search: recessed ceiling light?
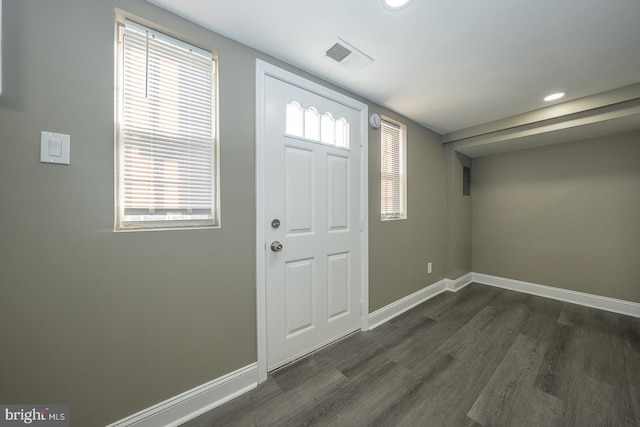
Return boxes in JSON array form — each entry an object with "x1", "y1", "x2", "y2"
[
  {"x1": 382, "y1": 0, "x2": 414, "y2": 11},
  {"x1": 544, "y1": 92, "x2": 566, "y2": 102}
]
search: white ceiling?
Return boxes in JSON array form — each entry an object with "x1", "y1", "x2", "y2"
[{"x1": 148, "y1": 0, "x2": 640, "y2": 135}]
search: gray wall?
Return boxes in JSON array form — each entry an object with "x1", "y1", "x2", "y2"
[
  {"x1": 368, "y1": 114, "x2": 447, "y2": 311},
  {"x1": 0, "y1": 1, "x2": 257, "y2": 425},
  {"x1": 0, "y1": 1, "x2": 448, "y2": 425},
  {"x1": 445, "y1": 147, "x2": 472, "y2": 279},
  {"x1": 472, "y1": 131, "x2": 640, "y2": 302}
]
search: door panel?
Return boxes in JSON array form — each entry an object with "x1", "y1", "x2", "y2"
[
  {"x1": 327, "y1": 154, "x2": 349, "y2": 230},
  {"x1": 327, "y1": 252, "x2": 350, "y2": 320},
  {"x1": 284, "y1": 258, "x2": 315, "y2": 336},
  {"x1": 284, "y1": 147, "x2": 314, "y2": 234},
  {"x1": 264, "y1": 75, "x2": 362, "y2": 370}
]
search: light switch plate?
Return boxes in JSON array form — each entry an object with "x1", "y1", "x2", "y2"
[{"x1": 40, "y1": 131, "x2": 71, "y2": 165}]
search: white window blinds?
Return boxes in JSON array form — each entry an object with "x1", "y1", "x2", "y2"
[
  {"x1": 116, "y1": 21, "x2": 217, "y2": 230},
  {"x1": 380, "y1": 119, "x2": 407, "y2": 220}
]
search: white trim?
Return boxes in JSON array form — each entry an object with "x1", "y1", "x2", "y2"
[
  {"x1": 367, "y1": 272, "x2": 640, "y2": 333},
  {"x1": 255, "y1": 59, "x2": 268, "y2": 383},
  {"x1": 359, "y1": 95, "x2": 370, "y2": 334},
  {"x1": 255, "y1": 59, "x2": 369, "y2": 383},
  {"x1": 473, "y1": 273, "x2": 640, "y2": 318},
  {"x1": 367, "y1": 279, "x2": 449, "y2": 330},
  {"x1": 445, "y1": 272, "x2": 473, "y2": 292},
  {"x1": 106, "y1": 363, "x2": 258, "y2": 427}
]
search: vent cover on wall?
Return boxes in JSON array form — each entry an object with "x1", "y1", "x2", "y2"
[{"x1": 325, "y1": 37, "x2": 374, "y2": 73}]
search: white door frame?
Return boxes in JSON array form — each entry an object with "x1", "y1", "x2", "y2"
[{"x1": 255, "y1": 60, "x2": 369, "y2": 382}]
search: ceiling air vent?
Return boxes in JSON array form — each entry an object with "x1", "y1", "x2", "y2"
[
  {"x1": 326, "y1": 43, "x2": 352, "y2": 63},
  {"x1": 325, "y1": 37, "x2": 374, "y2": 73}
]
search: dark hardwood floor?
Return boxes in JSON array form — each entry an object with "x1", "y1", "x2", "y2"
[{"x1": 182, "y1": 283, "x2": 640, "y2": 427}]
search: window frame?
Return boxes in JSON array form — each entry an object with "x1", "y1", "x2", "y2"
[
  {"x1": 380, "y1": 116, "x2": 407, "y2": 221},
  {"x1": 114, "y1": 19, "x2": 219, "y2": 232},
  {"x1": 285, "y1": 101, "x2": 351, "y2": 149},
  {"x1": 0, "y1": 0, "x2": 3, "y2": 95}
]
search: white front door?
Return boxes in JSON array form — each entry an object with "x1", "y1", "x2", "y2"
[{"x1": 261, "y1": 70, "x2": 365, "y2": 371}]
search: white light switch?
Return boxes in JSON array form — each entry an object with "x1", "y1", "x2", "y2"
[
  {"x1": 41, "y1": 131, "x2": 70, "y2": 165},
  {"x1": 49, "y1": 137, "x2": 63, "y2": 157}
]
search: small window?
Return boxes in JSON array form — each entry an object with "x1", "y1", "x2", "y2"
[
  {"x1": 285, "y1": 101, "x2": 304, "y2": 137},
  {"x1": 285, "y1": 101, "x2": 350, "y2": 148},
  {"x1": 320, "y1": 112, "x2": 335, "y2": 145},
  {"x1": 380, "y1": 118, "x2": 407, "y2": 220},
  {"x1": 115, "y1": 20, "x2": 218, "y2": 230}
]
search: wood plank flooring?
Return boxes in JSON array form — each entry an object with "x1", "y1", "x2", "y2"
[{"x1": 181, "y1": 283, "x2": 640, "y2": 427}]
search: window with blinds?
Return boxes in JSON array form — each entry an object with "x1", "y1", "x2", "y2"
[
  {"x1": 116, "y1": 20, "x2": 217, "y2": 230},
  {"x1": 380, "y1": 118, "x2": 407, "y2": 220}
]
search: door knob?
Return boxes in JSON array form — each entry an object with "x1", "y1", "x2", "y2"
[{"x1": 270, "y1": 241, "x2": 283, "y2": 252}]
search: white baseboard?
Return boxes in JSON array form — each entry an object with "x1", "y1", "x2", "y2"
[
  {"x1": 473, "y1": 273, "x2": 640, "y2": 318},
  {"x1": 445, "y1": 273, "x2": 473, "y2": 292},
  {"x1": 367, "y1": 279, "x2": 448, "y2": 330},
  {"x1": 106, "y1": 363, "x2": 258, "y2": 427},
  {"x1": 367, "y1": 272, "x2": 640, "y2": 334}
]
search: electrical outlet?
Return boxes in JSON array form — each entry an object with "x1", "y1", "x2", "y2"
[{"x1": 428, "y1": 262, "x2": 432, "y2": 274}]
